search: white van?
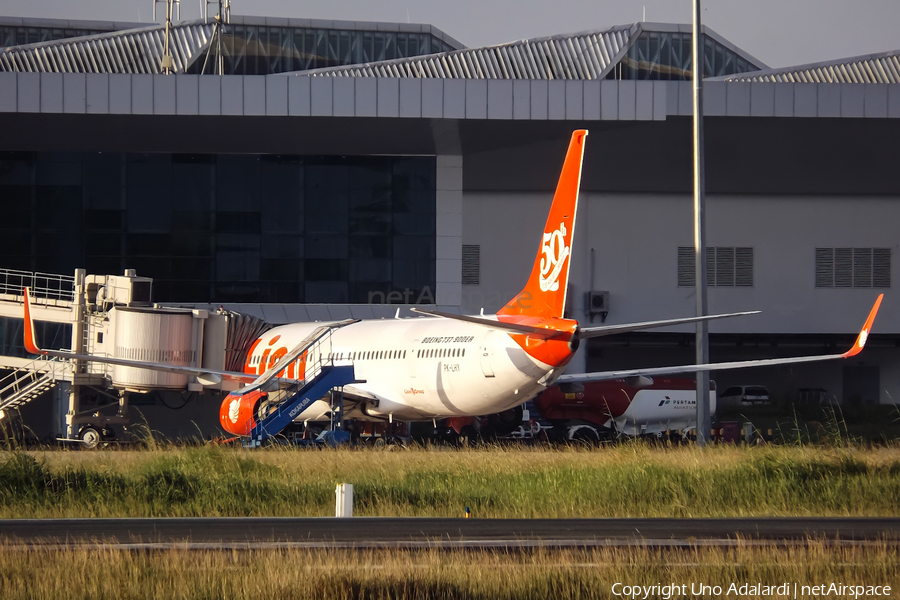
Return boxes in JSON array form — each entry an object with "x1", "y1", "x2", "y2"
[{"x1": 718, "y1": 385, "x2": 770, "y2": 409}]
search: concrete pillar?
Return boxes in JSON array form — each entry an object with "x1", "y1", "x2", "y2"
[{"x1": 435, "y1": 155, "x2": 463, "y2": 307}]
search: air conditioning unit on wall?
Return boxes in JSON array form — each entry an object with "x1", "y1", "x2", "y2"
[{"x1": 586, "y1": 290, "x2": 609, "y2": 322}]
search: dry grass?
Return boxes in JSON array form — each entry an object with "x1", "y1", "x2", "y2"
[{"x1": 0, "y1": 542, "x2": 897, "y2": 599}]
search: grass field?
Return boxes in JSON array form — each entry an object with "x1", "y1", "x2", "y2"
[
  {"x1": 2, "y1": 444, "x2": 899, "y2": 598},
  {"x1": 0, "y1": 542, "x2": 897, "y2": 600},
  {"x1": 1, "y1": 443, "x2": 899, "y2": 519}
]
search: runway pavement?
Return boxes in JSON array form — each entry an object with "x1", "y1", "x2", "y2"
[{"x1": 1, "y1": 517, "x2": 899, "y2": 550}]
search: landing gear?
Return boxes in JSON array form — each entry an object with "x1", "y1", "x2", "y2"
[{"x1": 458, "y1": 425, "x2": 479, "y2": 446}]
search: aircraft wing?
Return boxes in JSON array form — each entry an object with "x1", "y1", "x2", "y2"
[
  {"x1": 412, "y1": 307, "x2": 760, "y2": 340},
  {"x1": 577, "y1": 311, "x2": 759, "y2": 339},
  {"x1": 556, "y1": 294, "x2": 883, "y2": 385},
  {"x1": 410, "y1": 307, "x2": 567, "y2": 337},
  {"x1": 21, "y1": 347, "x2": 258, "y2": 385}
]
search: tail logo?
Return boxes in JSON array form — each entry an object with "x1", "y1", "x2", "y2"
[{"x1": 539, "y1": 222, "x2": 570, "y2": 292}]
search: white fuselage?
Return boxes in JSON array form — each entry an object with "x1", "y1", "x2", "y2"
[{"x1": 244, "y1": 317, "x2": 559, "y2": 422}]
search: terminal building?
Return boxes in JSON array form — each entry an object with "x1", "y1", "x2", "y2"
[{"x1": 0, "y1": 11, "x2": 898, "y2": 441}]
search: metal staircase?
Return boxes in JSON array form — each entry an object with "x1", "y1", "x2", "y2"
[
  {"x1": 244, "y1": 322, "x2": 359, "y2": 447},
  {"x1": 0, "y1": 357, "x2": 67, "y2": 414}
]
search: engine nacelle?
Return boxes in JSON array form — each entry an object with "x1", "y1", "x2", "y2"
[{"x1": 219, "y1": 390, "x2": 266, "y2": 436}]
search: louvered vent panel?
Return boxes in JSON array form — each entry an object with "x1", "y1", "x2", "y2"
[
  {"x1": 817, "y1": 247, "x2": 891, "y2": 288},
  {"x1": 678, "y1": 246, "x2": 753, "y2": 287},
  {"x1": 815, "y1": 248, "x2": 834, "y2": 287},
  {"x1": 716, "y1": 247, "x2": 735, "y2": 286},
  {"x1": 706, "y1": 249, "x2": 716, "y2": 286},
  {"x1": 873, "y1": 248, "x2": 891, "y2": 288},
  {"x1": 735, "y1": 247, "x2": 753, "y2": 286},
  {"x1": 853, "y1": 248, "x2": 873, "y2": 287},
  {"x1": 462, "y1": 244, "x2": 480, "y2": 285},
  {"x1": 834, "y1": 248, "x2": 853, "y2": 287},
  {"x1": 677, "y1": 246, "x2": 695, "y2": 287}
]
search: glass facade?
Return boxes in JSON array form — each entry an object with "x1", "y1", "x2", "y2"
[
  {"x1": 607, "y1": 32, "x2": 760, "y2": 80},
  {"x1": 188, "y1": 26, "x2": 458, "y2": 75},
  {"x1": 0, "y1": 152, "x2": 436, "y2": 304},
  {"x1": 0, "y1": 25, "x2": 107, "y2": 47}
]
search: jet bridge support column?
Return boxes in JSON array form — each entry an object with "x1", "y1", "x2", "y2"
[{"x1": 65, "y1": 269, "x2": 87, "y2": 440}]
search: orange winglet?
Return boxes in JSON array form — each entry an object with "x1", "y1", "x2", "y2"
[
  {"x1": 842, "y1": 293, "x2": 883, "y2": 358},
  {"x1": 23, "y1": 287, "x2": 44, "y2": 355}
]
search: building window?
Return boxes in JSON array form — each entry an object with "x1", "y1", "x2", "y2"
[
  {"x1": 609, "y1": 32, "x2": 759, "y2": 81},
  {"x1": 815, "y1": 248, "x2": 890, "y2": 288},
  {"x1": 462, "y1": 245, "x2": 480, "y2": 285},
  {"x1": 678, "y1": 247, "x2": 753, "y2": 287},
  {"x1": 0, "y1": 151, "x2": 436, "y2": 304}
]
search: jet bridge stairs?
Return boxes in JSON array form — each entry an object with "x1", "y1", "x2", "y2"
[
  {"x1": 0, "y1": 356, "x2": 67, "y2": 416},
  {"x1": 242, "y1": 322, "x2": 359, "y2": 447}
]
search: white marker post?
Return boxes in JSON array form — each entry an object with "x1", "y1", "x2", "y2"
[{"x1": 335, "y1": 483, "x2": 353, "y2": 518}]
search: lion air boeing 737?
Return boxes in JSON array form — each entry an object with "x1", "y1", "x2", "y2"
[{"x1": 22, "y1": 130, "x2": 883, "y2": 438}]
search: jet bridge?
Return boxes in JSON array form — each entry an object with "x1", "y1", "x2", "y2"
[{"x1": 0, "y1": 268, "x2": 269, "y2": 445}]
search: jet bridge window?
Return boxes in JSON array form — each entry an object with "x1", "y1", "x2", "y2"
[{"x1": 0, "y1": 316, "x2": 72, "y2": 359}]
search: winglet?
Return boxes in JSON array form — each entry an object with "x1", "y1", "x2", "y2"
[
  {"x1": 23, "y1": 287, "x2": 43, "y2": 355},
  {"x1": 842, "y1": 293, "x2": 883, "y2": 358}
]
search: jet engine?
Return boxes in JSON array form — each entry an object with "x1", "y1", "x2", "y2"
[{"x1": 219, "y1": 390, "x2": 266, "y2": 436}]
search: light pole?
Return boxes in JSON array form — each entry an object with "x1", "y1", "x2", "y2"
[{"x1": 693, "y1": 0, "x2": 711, "y2": 446}]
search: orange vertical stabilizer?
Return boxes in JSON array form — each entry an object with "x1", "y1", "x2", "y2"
[{"x1": 498, "y1": 129, "x2": 588, "y2": 320}]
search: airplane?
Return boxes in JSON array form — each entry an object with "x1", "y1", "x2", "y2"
[{"x1": 22, "y1": 129, "x2": 884, "y2": 439}]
